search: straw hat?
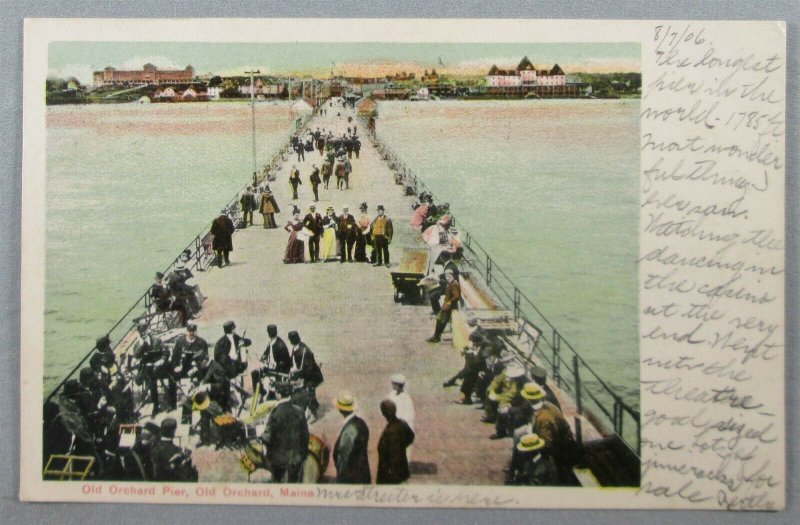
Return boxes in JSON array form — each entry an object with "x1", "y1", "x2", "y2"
[
  {"x1": 334, "y1": 391, "x2": 356, "y2": 412},
  {"x1": 517, "y1": 433, "x2": 546, "y2": 452},
  {"x1": 520, "y1": 382, "x2": 545, "y2": 401},
  {"x1": 390, "y1": 373, "x2": 406, "y2": 385}
]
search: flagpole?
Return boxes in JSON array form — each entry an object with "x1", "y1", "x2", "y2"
[{"x1": 245, "y1": 68, "x2": 260, "y2": 178}]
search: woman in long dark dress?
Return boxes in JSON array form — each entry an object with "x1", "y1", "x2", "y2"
[{"x1": 283, "y1": 213, "x2": 306, "y2": 264}]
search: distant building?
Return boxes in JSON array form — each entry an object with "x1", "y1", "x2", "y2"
[
  {"x1": 92, "y1": 64, "x2": 195, "y2": 87},
  {"x1": 238, "y1": 80, "x2": 286, "y2": 98},
  {"x1": 485, "y1": 57, "x2": 566, "y2": 87},
  {"x1": 207, "y1": 86, "x2": 223, "y2": 100}
]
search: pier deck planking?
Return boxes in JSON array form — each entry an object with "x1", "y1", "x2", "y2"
[{"x1": 186, "y1": 106, "x2": 511, "y2": 485}]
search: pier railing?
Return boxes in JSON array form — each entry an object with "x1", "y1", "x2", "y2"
[
  {"x1": 44, "y1": 124, "x2": 303, "y2": 406},
  {"x1": 371, "y1": 127, "x2": 641, "y2": 457}
]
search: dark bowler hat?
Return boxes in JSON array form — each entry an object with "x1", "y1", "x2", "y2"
[
  {"x1": 531, "y1": 365, "x2": 548, "y2": 383},
  {"x1": 266, "y1": 324, "x2": 278, "y2": 337},
  {"x1": 274, "y1": 381, "x2": 293, "y2": 396},
  {"x1": 287, "y1": 331, "x2": 301, "y2": 344},
  {"x1": 186, "y1": 323, "x2": 197, "y2": 332},
  {"x1": 96, "y1": 335, "x2": 111, "y2": 349},
  {"x1": 155, "y1": 272, "x2": 164, "y2": 279},
  {"x1": 223, "y1": 321, "x2": 236, "y2": 332},
  {"x1": 377, "y1": 205, "x2": 385, "y2": 211},
  {"x1": 468, "y1": 331, "x2": 483, "y2": 343},
  {"x1": 161, "y1": 418, "x2": 178, "y2": 438},
  {"x1": 89, "y1": 353, "x2": 103, "y2": 370},
  {"x1": 62, "y1": 379, "x2": 82, "y2": 398},
  {"x1": 142, "y1": 421, "x2": 161, "y2": 436},
  {"x1": 79, "y1": 367, "x2": 93, "y2": 383}
]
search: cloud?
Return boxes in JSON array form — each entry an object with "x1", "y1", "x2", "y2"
[{"x1": 47, "y1": 63, "x2": 95, "y2": 85}]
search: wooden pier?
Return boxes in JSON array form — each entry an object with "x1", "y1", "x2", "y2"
[{"x1": 186, "y1": 106, "x2": 513, "y2": 484}]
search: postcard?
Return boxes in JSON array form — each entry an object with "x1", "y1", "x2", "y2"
[{"x1": 20, "y1": 18, "x2": 785, "y2": 510}]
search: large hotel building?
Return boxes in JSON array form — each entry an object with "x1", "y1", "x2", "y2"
[{"x1": 92, "y1": 64, "x2": 195, "y2": 87}]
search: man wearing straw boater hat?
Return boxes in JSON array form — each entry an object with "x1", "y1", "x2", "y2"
[
  {"x1": 531, "y1": 380, "x2": 580, "y2": 485},
  {"x1": 485, "y1": 363, "x2": 528, "y2": 439},
  {"x1": 332, "y1": 392, "x2": 371, "y2": 484},
  {"x1": 507, "y1": 433, "x2": 558, "y2": 486}
]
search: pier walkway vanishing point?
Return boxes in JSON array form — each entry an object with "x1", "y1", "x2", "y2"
[{"x1": 187, "y1": 106, "x2": 512, "y2": 484}]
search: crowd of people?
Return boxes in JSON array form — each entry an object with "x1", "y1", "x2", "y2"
[
  {"x1": 44, "y1": 100, "x2": 582, "y2": 488},
  {"x1": 443, "y1": 327, "x2": 580, "y2": 486},
  {"x1": 282, "y1": 202, "x2": 393, "y2": 266},
  {"x1": 43, "y1": 316, "x2": 332, "y2": 483}
]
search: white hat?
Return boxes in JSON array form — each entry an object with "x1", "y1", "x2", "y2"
[
  {"x1": 506, "y1": 365, "x2": 526, "y2": 379},
  {"x1": 390, "y1": 373, "x2": 406, "y2": 385}
]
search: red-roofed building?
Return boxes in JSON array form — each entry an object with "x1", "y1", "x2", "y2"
[{"x1": 93, "y1": 64, "x2": 195, "y2": 87}]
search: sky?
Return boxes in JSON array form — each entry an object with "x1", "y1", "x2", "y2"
[{"x1": 48, "y1": 42, "x2": 640, "y2": 84}]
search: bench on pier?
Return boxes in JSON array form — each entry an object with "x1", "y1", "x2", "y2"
[{"x1": 390, "y1": 247, "x2": 430, "y2": 304}]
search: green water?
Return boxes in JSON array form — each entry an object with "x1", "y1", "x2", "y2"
[
  {"x1": 45, "y1": 101, "x2": 296, "y2": 392},
  {"x1": 376, "y1": 100, "x2": 640, "y2": 405},
  {"x1": 44, "y1": 99, "x2": 639, "y2": 412}
]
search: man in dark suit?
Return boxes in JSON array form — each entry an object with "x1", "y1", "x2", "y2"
[
  {"x1": 172, "y1": 322, "x2": 209, "y2": 378},
  {"x1": 239, "y1": 186, "x2": 257, "y2": 227},
  {"x1": 262, "y1": 383, "x2": 309, "y2": 483},
  {"x1": 166, "y1": 323, "x2": 208, "y2": 411},
  {"x1": 332, "y1": 392, "x2": 370, "y2": 484},
  {"x1": 427, "y1": 269, "x2": 461, "y2": 343},
  {"x1": 251, "y1": 324, "x2": 292, "y2": 397},
  {"x1": 303, "y1": 204, "x2": 323, "y2": 262},
  {"x1": 337, "y1": 206, "x2": 358, "y2": 263},
  {"x1": 151, "y1": 418, "x2": 198, "y2": 482},
  {"x1": 213, "y1": 321, "x2": 250, "y2": 375},
  {"x1": 288, "y1": 331, "x2": 323, "y2": 420},
  {"x1": 213, "y1": 321, "x2": 251, "y2": 408},
  {"x1": 376, "y1": 399, "x2": 415, "y2": 484},
  {"x1": 309, "y1": 165, "x2": 321, "y2": 202},
  {"x1": 210, "y1": 210, "x2": 235, "y2": 267},
  {"x1": 201, "y1": 354, "x2": 231, "y2": 411},
  {"x1": 133, "y1": 320, "x2": 168, "y2": 415}
]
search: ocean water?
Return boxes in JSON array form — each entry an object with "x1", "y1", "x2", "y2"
[
  {"x1": 376, "y1": 100, "x2": 640, "y2": 406},
  {"x1": 45, "y1": 101, "x2": 297, "y2": 393},
  {"x1": 44, "y1": 99, "x2": 640, "y2": 412}
]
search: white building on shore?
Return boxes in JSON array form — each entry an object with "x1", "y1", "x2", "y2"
[{"x1": 485, "y1": 57, "x2": 566, "y2": 87}]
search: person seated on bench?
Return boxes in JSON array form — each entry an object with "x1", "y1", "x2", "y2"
[
  {"x1": 166, "y1": 250, "x2": 204, "y2": 315},
  {"x1": 149, "y1": 271, "x2": 190, "y2": 326}
]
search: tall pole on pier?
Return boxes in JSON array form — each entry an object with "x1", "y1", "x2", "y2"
[{"x1": 245, "y1": 69, "x2": 260, "y2": 178}]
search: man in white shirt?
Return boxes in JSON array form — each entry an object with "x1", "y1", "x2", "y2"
[{"x1": 387, "y1": 374, "x2": 415, "y2": 460}]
